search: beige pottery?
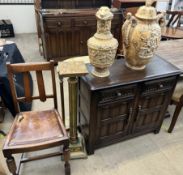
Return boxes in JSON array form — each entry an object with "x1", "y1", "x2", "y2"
[
  {"x1": 87, "y1": 6, "x2": 118, "y2": 77},
  {"x1": 122, "y1": 0, "x2": 165, "y2": 70}
]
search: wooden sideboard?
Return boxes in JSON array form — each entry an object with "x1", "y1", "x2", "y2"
[
  {"x1": 78, "y1": 56, "x2": 181, "y2": 155},
  {"x1": 40, "y1": 9, "x2": 123, "y2": 61},
  {"x1": 34, "y1": 0, "x2": 123, "y2": 61}
]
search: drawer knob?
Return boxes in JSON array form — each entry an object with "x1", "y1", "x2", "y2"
[
  {"x1": 83, "y1": 20, "x2": 88, "y2": 24},
  {"x1": 80, "y1": 41, "x2": 84, "y2": 45},
  {"x1": 57, "y1": 22, "x2": 62, "y2": 26},
  {"x1": 159, "y1": 84, "x2": 164, "y2": 88},
  {"x1": 116, "y1": 92, "x2": 122, "y2": 97}
]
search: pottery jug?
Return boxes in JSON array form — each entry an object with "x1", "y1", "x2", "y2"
[
  {"x1": 87, "y1": 6, "x2": 118, "y2": 77},
  {"x1": 122, "y1": 0, "x2": 165, "y2": 70}
]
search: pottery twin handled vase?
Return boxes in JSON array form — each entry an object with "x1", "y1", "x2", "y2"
[{"x1": 122, "y1": 0, "x2": 165, "y2": 70}]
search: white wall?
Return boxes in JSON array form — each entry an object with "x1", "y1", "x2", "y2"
[
  {"x1": 156, "y1": 0, "x2": 170, "y2": 11},
  {"x1": 0, "y1": 5, "x2": 36, "y2": 34}
]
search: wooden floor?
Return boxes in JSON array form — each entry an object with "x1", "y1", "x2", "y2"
[{"x1": 0, "y1": 34, "x2": 183, "y2": 175}]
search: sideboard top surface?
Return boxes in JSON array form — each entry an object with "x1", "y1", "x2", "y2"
[{"x1": 82, "y1": 55, "x2": 181, "y2": 91}]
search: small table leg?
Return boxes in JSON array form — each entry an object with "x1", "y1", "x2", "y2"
[{"x1": 59, "y1": 77, "x2": 65, "y2": 125}]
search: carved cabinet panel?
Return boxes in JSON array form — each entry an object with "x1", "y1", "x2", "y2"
[
  {"x1": 78, "y1": 57, "x2": 180, "y2": 155},
  {"x1": 132, "y1": 77, "x2": 175, "y2": 133}
]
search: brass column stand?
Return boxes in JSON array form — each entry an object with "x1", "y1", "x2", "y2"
[
  {"x1": 68, "y1": 77, "x2": 78, "y2": 144},
  {"x1": 58, "y1": 60, "x2": 88, "y2": 159}
]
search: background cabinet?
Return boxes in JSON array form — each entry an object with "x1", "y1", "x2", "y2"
[
  {"x1": 41, "y1": 0, "x2": 111, "y2": 9},
  {"x1": 41, "y1": 11, "x2": 122, "y2": 61},
  {"x1": 78, "y1": 56, "x2": 180, "y2": 154},
  {"x1": 34, "y1": 0, "x2": 123, "y2": 61}
]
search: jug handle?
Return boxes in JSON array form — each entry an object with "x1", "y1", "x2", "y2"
[{"x1": 122, "y1": 13, "x2": 137, "y2": 47}]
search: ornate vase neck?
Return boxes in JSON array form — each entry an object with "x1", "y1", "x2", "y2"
[{"x1": 94, "y1": 7, "x2": 113, "y2": 40}]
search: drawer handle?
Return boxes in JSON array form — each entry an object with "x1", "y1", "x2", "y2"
[
  {"x1": 159, "y1": 84, "x2": 164, "y2": 88},
  {"x1": 57, "y1": 22, "x2": 62, "y2": 26},
  {"x1": 116, "y1": 92, "x2": 122, "y2": 97},
  {"x1": 83, "y1": 20, "x2": 88, "y2": 25}
]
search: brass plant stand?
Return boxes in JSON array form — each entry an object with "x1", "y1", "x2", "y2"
[{"x1": 58, "y1": 60, "x2": 88, "y2": 159}]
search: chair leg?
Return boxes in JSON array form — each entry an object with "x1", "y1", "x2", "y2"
[
  {"x1": 168, "y1": 103, "x2": 182, "y2": 133},
  {"x1": 6, "y1": 156, "x2": 17, "y2": 175},
  {"x1": 63, "y1": 146, "x2": 70, "y2": 175}
]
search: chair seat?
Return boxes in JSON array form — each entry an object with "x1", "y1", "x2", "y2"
[
  {"x1": 3, "y1": 109, "x2": 68, "y2": 150},
  {"x1": 172, "y1": 80, "x2": 183, "y2": 102}
]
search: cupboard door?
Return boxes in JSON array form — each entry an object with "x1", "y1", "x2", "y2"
[
  {"x1": 132, "y1": 91, "x2": 171, "y2": 133},
  {"x1": 95, "y1": 99, "x2": 134, "y2": 147},
  {"x1": 132, "y1": 77, "x2": 176, "y2": 133}
]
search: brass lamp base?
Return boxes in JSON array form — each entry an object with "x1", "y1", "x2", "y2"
[{"x1": 69, "y1": 132, "x2": 87, "y2": 159}]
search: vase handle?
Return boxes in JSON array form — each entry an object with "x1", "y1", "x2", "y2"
[{"x1": 122, "y1": 13, "x2": 137, "y2": 47}]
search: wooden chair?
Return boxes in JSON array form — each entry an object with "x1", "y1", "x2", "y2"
[
  {"x1": 161, "y1": 11, "x2": 183, "y2": 40},
  {"x1": 113, "y1": 0, "x2": 157, "y2": 17},
  {"x1": 2, "y1": 61, "x2": 70, "y2": 175},
  {"x1": 166, "y1": 10, "x2": 183, "y2": 28},
  {"x1": 168, "y1": 78, "x2": 183, "y2": 133}
]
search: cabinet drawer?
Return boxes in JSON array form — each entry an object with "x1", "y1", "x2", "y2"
[
  {"x1": 141, "y1": 77, "x2": 176, "y2": 95},
  {"x1": 44, "y1": 18, "x2": 71, "y2": 29},
  {"x1": 98, "y1": 85, "x2": 136, "y2": 103},
  {"x1": 74, "y1": 17, "x2": 96, "y2": 27}
]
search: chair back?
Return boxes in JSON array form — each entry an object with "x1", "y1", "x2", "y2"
[
  {"x1": 166, "y1": 10, "x2": 183, "y2": 27},
  {"x1": 7, "y1": 60, "x2": 57, "y2": 113},
  {"x1": 113, "y1": 0, "x2": 156, "y2": 18}
]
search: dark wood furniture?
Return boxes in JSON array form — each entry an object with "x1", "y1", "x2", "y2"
[
  {"x1": 34, "y1": 0, "x2": 123, "y2": 61},
  {"x1": 166, "y1": 10, "x2": 183, "y2": 28},
  {"x1": 42, "y1": 0, "x2": 111, "y2": 8},
  {"x1": 161, "y1": 27, "x2": 183, "y2": 40},
  {"x1": 0, "y1": 96, "x2": 5, "y2": 123},
  {"x1": 0, "y1": 96, "x2": 6, "y2": 136},
  {"x1": 40, "y1": 9, "x2": 123, "y2": 61},
  {"x1": 161, "y1": 11, "x2": 183, "y2": 40},
  {"x1": 78, "y1": 56, "x2": 181, "y2": 154},
  {"x1": 2, "y1": 61, "x2": 70, "y2": 175},
  {"x1": 113, "y1": 0, "x2": 157, "y2": 16},
  {"x1": 156, "y1": 39, "x2": 183, "y2": 132},
  {"x1": 168, "y1": 78, "x2": 183, "y2": 133}
]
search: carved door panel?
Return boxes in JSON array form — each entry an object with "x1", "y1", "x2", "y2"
[
  {"x1": 133, "y1": 93, "x2": 166, "y2": 132},
  {"x1": 45, "y1": 30, "x2": 71, "y2": 59},
  {"x1": 132, "y1": 91, "x2": 171, "y2": 133},
  {"x1": 95, "y1": 99, "x2": 133, "y2": 146}
]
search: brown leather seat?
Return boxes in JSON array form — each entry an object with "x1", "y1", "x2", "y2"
[
  {"x1": 168, "y1": 78, "x2": 183, "y2": 133},
  {"x1": 2, "y1": 61, "x2": 70, "y2": 175}
]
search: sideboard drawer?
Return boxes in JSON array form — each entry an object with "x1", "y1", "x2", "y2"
[
  {"x1": 44, "y1": 18, "x2": 71, "y2": 29},
  {"x1": 141, "y1": 77, "x2": 176, "y2": 95},
  {"x1": 74, "y1": 17, "x2": 96, "y2": 27},
  {"x1": 98, "y1": 85, "x2": 137, "y2": 103}
]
